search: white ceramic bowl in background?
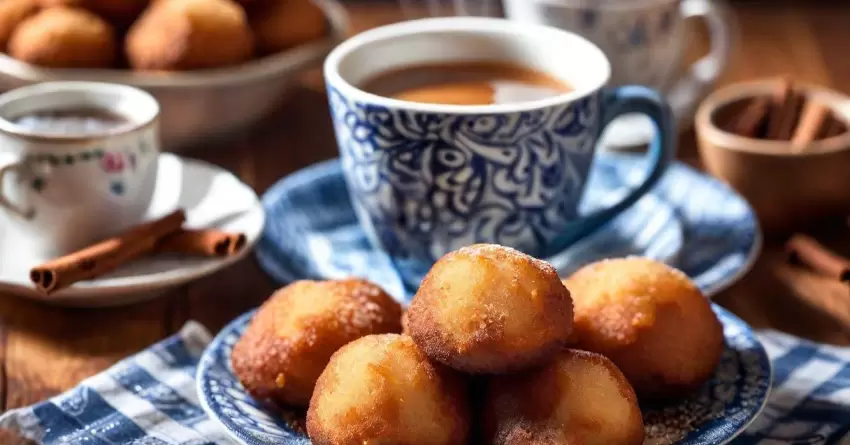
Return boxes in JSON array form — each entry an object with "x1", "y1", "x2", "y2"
[{"x1": 0, "y1": 0, "x2": 349, "y2": 150}]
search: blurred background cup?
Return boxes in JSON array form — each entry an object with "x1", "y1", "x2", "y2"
[
  {"x1": 397, "y1": 0, "x2": 504, "y2": 18},
  {"x1": 504, "y1": 0, "x2": 733, "y2": 147}
]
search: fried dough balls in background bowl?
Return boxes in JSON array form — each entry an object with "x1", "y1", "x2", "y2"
[
  {"x1": 251, "y1": 0, "x2": 327, "y2": 54},
  {"x1": 564, "y1": 257, "x2": 725, "y2": 399},
  {"x1": 483, "y1": 349, "x2": 644, "y2": 445},
  {"x1": 307, "y1": 334, "x2": 471, "y2": 445},
  {"x1": 126, "y1": 0, "x2": 254, "y2": 70},
  {"x1": 231, "y1": 279, "x2": 403, "y2": 407},
  {"x1": 0, "y1": 0, "x2": 345, "y2": 149},
  {"x1": 0, "y1": 0, "x2": 37, "y2": 50},
  {"x1": 407, "y1": 244, "x2": 574, "y2": 374},
  {"x1": 36, "y1": 0, "x2": 149, "y2": 24},
  {"x1": 9, "y1": 7, "x2": 116, "y2": 68}
]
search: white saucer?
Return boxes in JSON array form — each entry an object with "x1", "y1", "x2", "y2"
[{"x1": 0, "y1": 153, "x2": 266, "y2": 307}]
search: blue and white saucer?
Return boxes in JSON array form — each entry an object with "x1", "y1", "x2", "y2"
[
  {"x1": 255, "y1": 153, "x2": 761, "y2": 300},
  {"x1": 197, "y1": 304, "x2": 772, "y2": 445}
]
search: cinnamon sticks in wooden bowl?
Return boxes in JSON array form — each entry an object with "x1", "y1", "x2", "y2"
[
  {"x1": 29, "y1": 210, "x2": 247, "y2": 295},
  {"x1": 696, "y1": 78, "x2": 850, "y2": 232},
  {"x1": 720, "y1": 78, "x2": 846, "y2": 148}
]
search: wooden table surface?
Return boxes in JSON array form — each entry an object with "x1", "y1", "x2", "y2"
[{"x1": 3, "y1": 1, "x2": 850, "y2": 443}]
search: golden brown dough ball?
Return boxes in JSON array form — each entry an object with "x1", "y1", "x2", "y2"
[
  {"x1": 125, "y1": 0, "x2": 254, "y2": 70},
  {"x1": 36, "y1": 0, "x2": 150, "y2": 23},
  {"x1": 307, "y1": 334, "x2": 471, "y2": 445},
  {"x1": 482, "y1": 349, "x2": 644, "y2": 445},
  {"x1": 231, "y1": 279, "x2": 403, "y2": 407},
  {"x1": 249, "y1": 0, "x2": 326, "y2": 54},
  {"x1": 564, "y1": 257, "x2": 724, "y2": 399},
  {"x1": 9, "y1": 7, "x2": 116, "y2": 68},
  {"x1": 407, "y1": 244, "x2": 573, "y2": 374},
  {"x1": 0, "y1": 0, "x2": 37, "y2": 51}
]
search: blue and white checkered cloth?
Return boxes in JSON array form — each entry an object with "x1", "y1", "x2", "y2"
[{"x1": 1, "y1": 322, "x2": 848, "y2": 445}]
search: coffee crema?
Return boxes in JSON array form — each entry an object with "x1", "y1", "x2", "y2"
[
  {"x1": 360, "y1": 61, "x2": 572, "y2": 106},
  {"x1": 12, "y1": 108, "x2": 131, "y2": 136}
]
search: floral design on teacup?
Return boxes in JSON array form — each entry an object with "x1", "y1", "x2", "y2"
[
  {"x1": 21, "y1": 136, "x2": 155, "y2": 198},
  {"x1": 328, "y1": 86, "x2": 600, "y2": 263}
]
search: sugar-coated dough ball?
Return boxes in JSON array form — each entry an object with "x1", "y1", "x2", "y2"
[
  {"x1": 9, "y1": 7, "x2": 116, "y2": 68},
  {"x1": 231, "y1": 279, "x2": 403, "y2": 407},
  {"x1": 0, "y1": 0, "x2": 37, "y2": 51},
  {"x1": 482, "y1": 348, "x2": 644, "y2": 445},
  {"x1": 407, "y1": 244, "x2": 573, "y2": 374},
  {"x1": 125, "y1": 0, "x2": 253, "y2": 70},
  {"x1": 249, "y1": 0, "x2": 326, "y2": 54},
  {"x1": 564, "y1": 257, "x2": 724, "y2": 399},
  {"x1": 307, "y1": 334, "x2": 471, "y2": 445}
]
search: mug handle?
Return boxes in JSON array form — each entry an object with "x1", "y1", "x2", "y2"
[
  {"x1": 549, "y1": 86, "x2": 675, "y2": 255},
  {"x1": 667, "y1": 0, "x2": 733, "y2": 120},
  {"x1": 0, "y1": 155, "x2": 34, "y2": 219}
]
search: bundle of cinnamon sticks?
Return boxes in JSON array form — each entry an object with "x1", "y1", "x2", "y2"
[
  {"x1": 30, "y1": 210, "x2": 247, "y2": 295},
  {"x1": 724, "y1": 78, "x2": 847, "y2": 151}
]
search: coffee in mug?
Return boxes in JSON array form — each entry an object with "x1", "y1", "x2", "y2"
[
  {"x1": 13, "y1": 108, "x2": 132, "y2": 136},
  {"x1": 360, "y1": 61, "x2": 572, "y2": 106}
]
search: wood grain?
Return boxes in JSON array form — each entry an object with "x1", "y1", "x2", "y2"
[{"x1": 2, "y1": 2, "x2": 850, "y2": 443}]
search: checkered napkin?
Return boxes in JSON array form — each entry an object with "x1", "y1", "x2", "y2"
[{"x1": 1, "y1": 322, "x2": 849, "y2": 445}]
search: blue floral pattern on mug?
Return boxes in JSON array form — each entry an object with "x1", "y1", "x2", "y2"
[{"x1": 328, "y1": 86, "x2": 601, "y2": 265}]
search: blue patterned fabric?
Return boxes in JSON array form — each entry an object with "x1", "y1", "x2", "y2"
[{"x1": 2, "y1": 321, "x2": 850, "y2": 444}]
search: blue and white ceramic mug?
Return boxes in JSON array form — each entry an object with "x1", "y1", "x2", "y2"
[{"x1": 324, "y1": 17, "x2": 675, "y2": 287}]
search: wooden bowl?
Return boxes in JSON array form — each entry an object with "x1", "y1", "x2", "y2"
[{"x1": 695, "y1": 80, "x2": 850, "y2": 233}]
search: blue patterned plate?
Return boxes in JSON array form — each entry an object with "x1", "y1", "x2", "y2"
[
  {"x1": 255, "y1": 153, "x2": 760, "y2": 300},
  {"x1": 197, "y1": 304, "x2": 771, "y2": 445}
]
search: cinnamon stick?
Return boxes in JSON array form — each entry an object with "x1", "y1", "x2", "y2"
[
  {"x1": 729, "y1": 97, "x2": 770, "y2": 138},
  {"x1": 776, "y1": 263, "x2": 850, "y2": 333},
  {"x1": 791, "y1": 99, "x2": 830, "y2": 151},
  {"x1": 29, "y1": 210, "x2": 186, "y2": 294},
  {"x1": 157, "y1": 229, "x2": 247, "y2": 257},
  {"x1": 766, "y1": 78, "x2": 805, "y2": 140},
  {"x1": 785, "y1": 234, "x2": 850, "y2": 282}
]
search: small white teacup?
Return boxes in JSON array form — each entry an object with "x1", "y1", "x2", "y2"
[{"x1": 0, "y1": 82, "x2": 160, "y2": 258}]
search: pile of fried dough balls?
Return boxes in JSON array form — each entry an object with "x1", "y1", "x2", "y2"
[
  {"x1": 0, "y1": 0, "x2": 327, "y2": 70},
  {"x1": 231, "y1": 245, "x2": 725, "y2": 445}
]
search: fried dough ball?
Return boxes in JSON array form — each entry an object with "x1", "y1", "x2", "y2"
[
  {"x1": 36, "y1": 0, "x2": 149, "y2": 23},
  {"x1": 564, "y1": 257, "x2": 724, "y2": 399},
  {"x1": 307, "y1": 334, "x2": 471, "y2": 445},
  {"x1": 0, "y1": 0, "x2": 37, "y2": 51},
  {"x1": 9, "y1": 7, "x2": 116, "y2": 68},
  {"x1": 407, "y1": 244, "x2": 573, "y2": 374},
  {"x1": 231, "y1": 279, "x2": 403, "y2": 407},
  {"x1": 249, "y1": 0, "x2": 326, "y2": 54},
  {"x1": 483, "y1": 349, "x2": 644, "y2": 445},
  {"x1": 126, "y1": 0, "x2": 254, "y2": 70}
]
